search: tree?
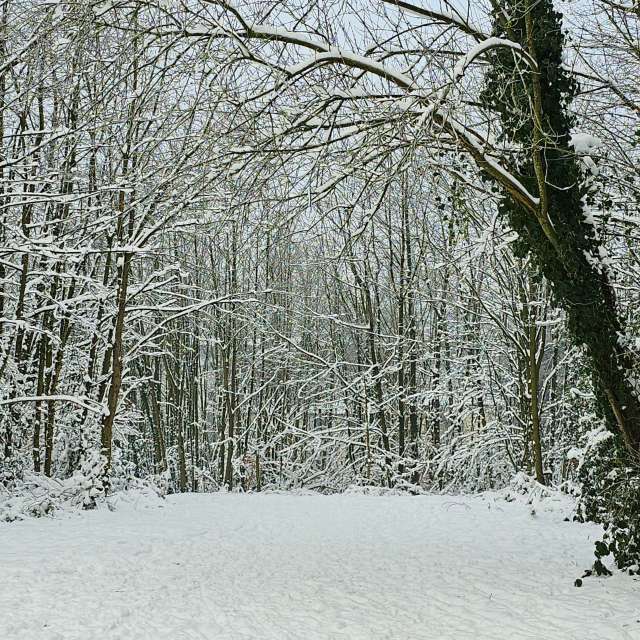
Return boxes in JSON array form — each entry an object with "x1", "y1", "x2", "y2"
[
  {"x1": 147, "y1": 0, "x2": 639, "y2": 453},
  {"x1": 481, "y1": 0, "x2": 640, "y2": 456},
  {"x1": 1, "y1": 1, "x2": 638, "y2": 576},
  {"x1": 131, "y1": 0, "x2": 640, "y2": 565}
]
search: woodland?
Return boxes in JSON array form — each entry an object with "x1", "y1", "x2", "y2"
[{"x1": 0, "y1": 0, "x2": 639, "y2": 575}]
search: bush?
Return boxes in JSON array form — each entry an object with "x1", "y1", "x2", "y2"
[
  {"x1": 575, "y1": 428, "x2": 640, "y2": 575},
  {"x1": 0, "y1": 449, "x2": 166, "y2": 523}
]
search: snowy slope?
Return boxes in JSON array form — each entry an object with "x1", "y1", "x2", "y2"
[{"x1": 1, "y1": 493, "x2": 639, "y2": 640}]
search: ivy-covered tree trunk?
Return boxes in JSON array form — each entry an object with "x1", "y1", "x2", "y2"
[
  {"x1": 482, "y1": 0, "x2": 640, "y2": 572},
  {"x1": 482, "y1": 0, "x2": 640, "y2": 458}
]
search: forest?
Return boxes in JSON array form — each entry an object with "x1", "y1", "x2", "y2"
[{"x1": 0, "y1": 1, "x2": 639, "y2": 636}]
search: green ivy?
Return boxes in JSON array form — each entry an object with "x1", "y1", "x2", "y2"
[
  {"x1": 481, "y1": 0, "x2": 640, "y2": 573},
  {"x1": 577, "y1": 435, "x2": 640, "y2": 574}
]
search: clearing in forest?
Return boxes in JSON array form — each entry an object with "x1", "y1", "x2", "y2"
[{"x1": 1, "y1": 493, "x2": 639, "y2": 640}]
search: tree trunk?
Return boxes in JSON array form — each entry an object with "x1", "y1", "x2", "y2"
[{"x1": 483, "y1": 0, "x2": 640, "y2": 456}]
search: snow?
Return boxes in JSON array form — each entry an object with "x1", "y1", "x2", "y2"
[
  {"x1": 241, "y1": 24, "x2": 415, "y2": 89},
  {"x1": 453, "y1": 37, "x2": 531, "y2": 80},
  {"x1": 287, "y1": 48, "x2": 415, "y2": 89},
  {"x1": 1, "y1": 493, "x2": 639, "y2": 639},
  {"x1": 570, "y1": 133, "x2": 602, "y2": 155},
  {"x1": 447, "y1": 118, "x2": 540, "y2": 207},
  {"x1": 584, "y1": 427, "x2": 615, "y2": 451}
]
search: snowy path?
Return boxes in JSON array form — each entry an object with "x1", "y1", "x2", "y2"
[{"x1": 1, "y1": 493, "x2": 639, "y2": 640}]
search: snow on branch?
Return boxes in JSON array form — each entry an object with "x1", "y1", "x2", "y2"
[
  {"x1": 194, "y1": 1, "x2": 417, "y2": 89},
  {"x1": 453, "y1": 37, "x2": 538, "y2": 80},
  {"x1": 179, "y1": 3, "x2": 541, "y2": 216},
  {"x1": 0, "y1": 396, "x2": 103, "y2": 414},
  {"x1": 286, "y1": 48, "x2": 416, "y2": 89}
]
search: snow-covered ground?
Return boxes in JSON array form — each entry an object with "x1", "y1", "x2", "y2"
[{"x1": 1, "y1": 492, "x2": 639, "y2": 640}]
